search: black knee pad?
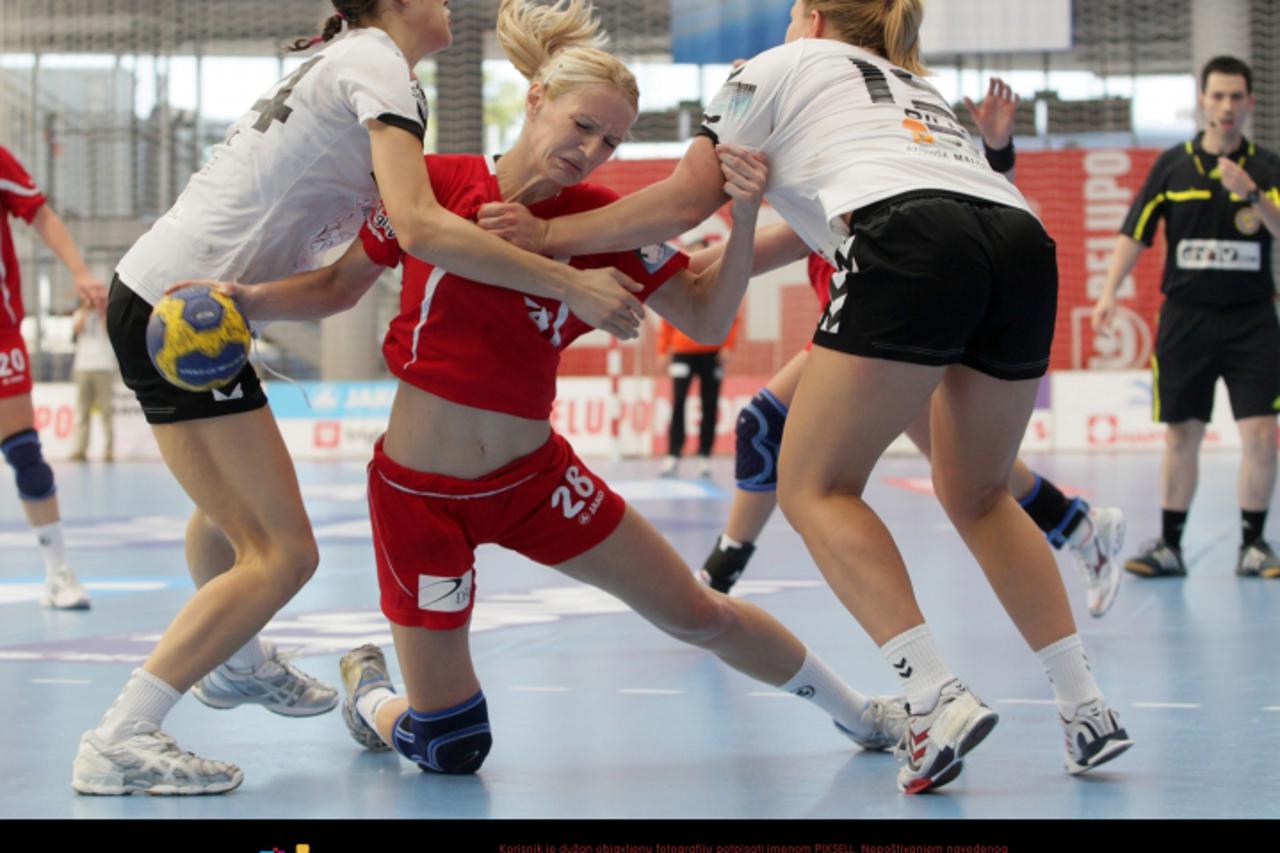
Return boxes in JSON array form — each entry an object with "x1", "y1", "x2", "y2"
[
  {"x1": 2, "y1": 429, "x2": 55, "y2": 501},
  {"x1": 392, "y1": 691, "x2": 492, "y2": 774},
  {"x1": 734, "y1": 389, "x2": 788, "y2": 491}
]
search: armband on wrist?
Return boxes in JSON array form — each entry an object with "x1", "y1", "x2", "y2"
[
  {"x1": 983, "y1": 140, "x2": 1016, "y2": 173},
  {"x1": 1246, "y1": 187, "x2": 1262, "y2": 205}
]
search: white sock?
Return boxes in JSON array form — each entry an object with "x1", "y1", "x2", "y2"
[
  {"x1": 225, "y1": 636, "x2": 272, "y2": 672},
  {"x1": 94, "y1": 668, "x2": 181, "y2": 743},
  {"x1": 33, "y1": 521, "x2": 68, "y2": 577},
  {"x1": 356, "y1": 687, "x2": 398, "y2": 744},
  {"x1": 880, "y1": 624, "x2": 955, "y2": 710},
  {"x1": 718, "y1": 533, "x2": 746, "y2": 551},
  {"x1": 780, "y1": 649, "x2": 875, "y2": 736},
  {"x1": 1037, "y1": 634, "x2": 1102, "y2": 716}
]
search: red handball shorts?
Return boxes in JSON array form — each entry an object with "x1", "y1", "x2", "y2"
[
  {"x1": 367, "y1": 430, "x2": 626, "y2": 630},
  {"x1": 0, "y1": 326, "x2": 33, "y2": 399}
]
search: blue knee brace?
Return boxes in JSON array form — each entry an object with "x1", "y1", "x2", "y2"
[
  {"x1": 2, "y1": 429, "x2": 55, "y2": 501},
  {"x1": 393, "y1": 691, "x2": 492, "y2": 775},
  {"x1": 734, "y1": 389, "x2": 788, "y2": 491}
]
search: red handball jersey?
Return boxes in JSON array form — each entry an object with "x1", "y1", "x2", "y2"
[
  {"x1": 359, "y1": 154, "x2": 690, "y2": 419},
  {"x1": 0, "y1": 146, "x2": 47, "y2": 329},
  {"x1": 807, "y1": 252, "x2": 835, "y2": 311}
]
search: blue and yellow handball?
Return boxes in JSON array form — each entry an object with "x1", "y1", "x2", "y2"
[{"x1": 145, "y1": 285, "x2": 251, "y2": 392}]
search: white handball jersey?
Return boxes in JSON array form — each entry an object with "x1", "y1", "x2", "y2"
[
  {"x1": 116, "y1": 26, "x2": 427, "y2": 305},
  {"x1": 699, "y1": 38, "x2": 1032, "y2": 261}
]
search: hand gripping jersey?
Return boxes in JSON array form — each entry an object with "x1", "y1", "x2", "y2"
[
  {"x1": 359, "y1": 154, "x2": 689, "y2": 419},
  {"x1": 116, "y1": 27, "x2": 428, "y2": 305},
  {"x1": 699, "y1": 39, "x2": 1031, "y2": 261},
  {"x1": 0, "y1": 145, "x2": 47, "y2": 329}
]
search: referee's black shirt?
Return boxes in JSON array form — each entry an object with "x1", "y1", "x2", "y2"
[{"x1": 1120, "y1": 132, "x2": 1280, "y2": 307}]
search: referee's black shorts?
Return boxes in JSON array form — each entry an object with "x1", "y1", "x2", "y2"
[
  {"x1": 1152, "y1": 296, "x2": 1280, "y2": 424},
  {"x1": 813, "y1": 190, "x2": 1058, "y2": 381},
  {"x1": 106, "y1": 275, "x2": 267, "y2": 425}
]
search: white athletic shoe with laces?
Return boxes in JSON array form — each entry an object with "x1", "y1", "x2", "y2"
[
  {"x1": 834, "y1": 695, "x2": 909, "y2": 751},
  {"x1": 41, "y1": 567, "x2": 91, "y2": 610},
  {"x1": 894, "y1": 678, "x2": 999, "y2": 794},
  {"x1": 1068, "y1": 507, "x2": 1125, "y2": 618},
  {"x1": 192, "y1": 641, "x2": 338, "y2": 717},
  {"x1": 1062, "y1": 698, "x2": 1133, "y2": 775},
  {"x1": 71, "y1": 722, "x2": 243, "y2": 795},
  {"x1": 339, "y1": 643, "x2": 394, "y2": 752}
]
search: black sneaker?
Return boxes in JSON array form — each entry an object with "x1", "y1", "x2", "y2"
[
  {"x1": 698, "y1": 539, "x2": 756, "y2": 593},
  {"x1": 1236, "y1": 539, "x2": 1280, "y2": 578},
  {"x1": 1124, "y1": 539, "x2": 1186, "y2": 578}
]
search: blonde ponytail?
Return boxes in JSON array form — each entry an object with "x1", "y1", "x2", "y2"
[
  {"x1": 496, "y1": 0, "x2": 638, "y2": 110},
  {"x1": 806, "y1": 0, "x2": 928, "y2": 77}
]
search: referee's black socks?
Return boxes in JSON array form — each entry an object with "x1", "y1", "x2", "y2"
[
  {"x1": 1162, "y1": 509, "x2": 1189, "y2": 550},
  {"x1": 1242, "y1": 509, "x2": 1268, "y2": 547}
]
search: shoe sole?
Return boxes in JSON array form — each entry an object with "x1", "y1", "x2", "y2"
[
  {"x1": 901, "y1": 708, "x2": 999, "y2": 794},
  {"x1": 1124, "y1": 561, "x2": 1184, "y2": 578},
  {"x1": 341, "y1": 699, "x2": 392, "y2": 752},
  {"x1": 1088, "y1": 515, "x2": 1126, "y2": 618},
  {"x1": 72, "y1": 770, "x2": 244, "y2": 796},
  {"x1": 833, "y1": 718, "x2": 896, "y2": 752},
  {"x1": 1067, "y1": 737, "x2": 1134, "y2": 776},
  {"x1": 41, "y1": 599, "x2": 91, "y2": 610},
  {"x1": 191, "y1": 686, "x2": 338, "y2": 717},
  {"x1": 1089, "y1": 570, "x2": 1122, "y2": 618}
]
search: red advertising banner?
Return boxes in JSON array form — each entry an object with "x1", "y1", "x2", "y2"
[{"x1": 584, "y1": 150, "x2": 1170, "y2": 379}]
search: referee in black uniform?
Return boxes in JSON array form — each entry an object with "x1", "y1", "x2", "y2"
[{"x1": 1093, "y1": 56, "x2": 1280, "y2": 579}]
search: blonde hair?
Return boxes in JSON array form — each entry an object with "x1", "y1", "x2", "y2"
[
  {"x1": 496, "y1": 0, "x2": 639, "y2": 112},
  {"x1": 805, "y1": 0, "x2": 928, "y2": 76}
]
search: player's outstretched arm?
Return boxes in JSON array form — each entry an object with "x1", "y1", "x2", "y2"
[
  {"x1": 686, "y1": 221, "x2": 809, "y2": 277},
  {"x1": 647, "y1": 145, "x2": 766, "y2": 344},
  {"x1": 369, "y1": 121, "x2": 646, "y2": 341},
  {"x1": 30, "y1": 205, "x2": 106, "y2": 310},
  {"x1": 964, "y1": 76, "x2": 1019, "y2": 181},
  {"x1": 479, "y1": 135, "x2": 730, "y2": 258},
  {"x1": 170, "y1": 239, "x2": 384, "y2": 323}
]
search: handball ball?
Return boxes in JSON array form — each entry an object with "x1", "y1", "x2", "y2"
[{"x1": 146, "y1": 285, "x2": 251, "y2": 392}]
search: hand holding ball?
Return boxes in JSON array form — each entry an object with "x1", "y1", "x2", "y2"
[{"x1": 146, "y1": 285, "x2": 251, "y2": 392}]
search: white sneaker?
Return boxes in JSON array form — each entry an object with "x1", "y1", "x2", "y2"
[
  {"x1": 1062, "y1": 698, "x2": 1133, "y2": 775},
  {"x1": 338, "y1": 644, "x2": 394, "y2": 752},
  {"x1": 834, "y1": 695, "x2": 909, "y2": 751},
  {"x1": 695, "y1": 457, "x2": 712, "y2": 478},
  {"x1": 192, "y1": 641, "x2": 338, "y2": 717},
  {"x1": 658, "y1": 456, "x2": 679, "y2": 478},
  {"x1": 1069, "y1": 507, "x2": 1125, "y2": 618},
  {"x1": 71, "y1": 722, "x2": 243, "y2": 795},
  {"x1": 894, "y1": 679, "x2": 998, "y2": 794},
  {"x1": 41, "y1": 567, "x2": 91, "y2": 610}
]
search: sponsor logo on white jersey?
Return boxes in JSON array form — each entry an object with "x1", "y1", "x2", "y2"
[
  {"x1": 1175, "y1": 239, "x2": 1261, "y2": 271},
  {"x1": 419, "y1": 570, "x2": 473, "y2": 613}
]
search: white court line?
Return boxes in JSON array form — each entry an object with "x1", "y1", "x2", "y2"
[
  {"x1": 31, "y1": 678, "x2": 91, "y2": 685},
  {"x1": 747, "y1": 692, "x2": 792, "y2": 699},
  {"x1": 996, "y1": 699, "x2": 1057, "y2": 706},
  {"x1": 1262, "y1": 706, "x2": 1280, "y2": 712},
  {"x1": 1132, "y1": 702, "x2": 1201, "y2": 709},
  {"x1": 619, "y1": 688, "x2": 683, "y2": 696},
  {"x1": 511, "y1": 686, "x2": 569, "y2": 693}
]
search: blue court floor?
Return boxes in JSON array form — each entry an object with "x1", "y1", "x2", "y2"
[{"x1": 1, "y1": 449, "x2": 1277, "y2": 820}]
